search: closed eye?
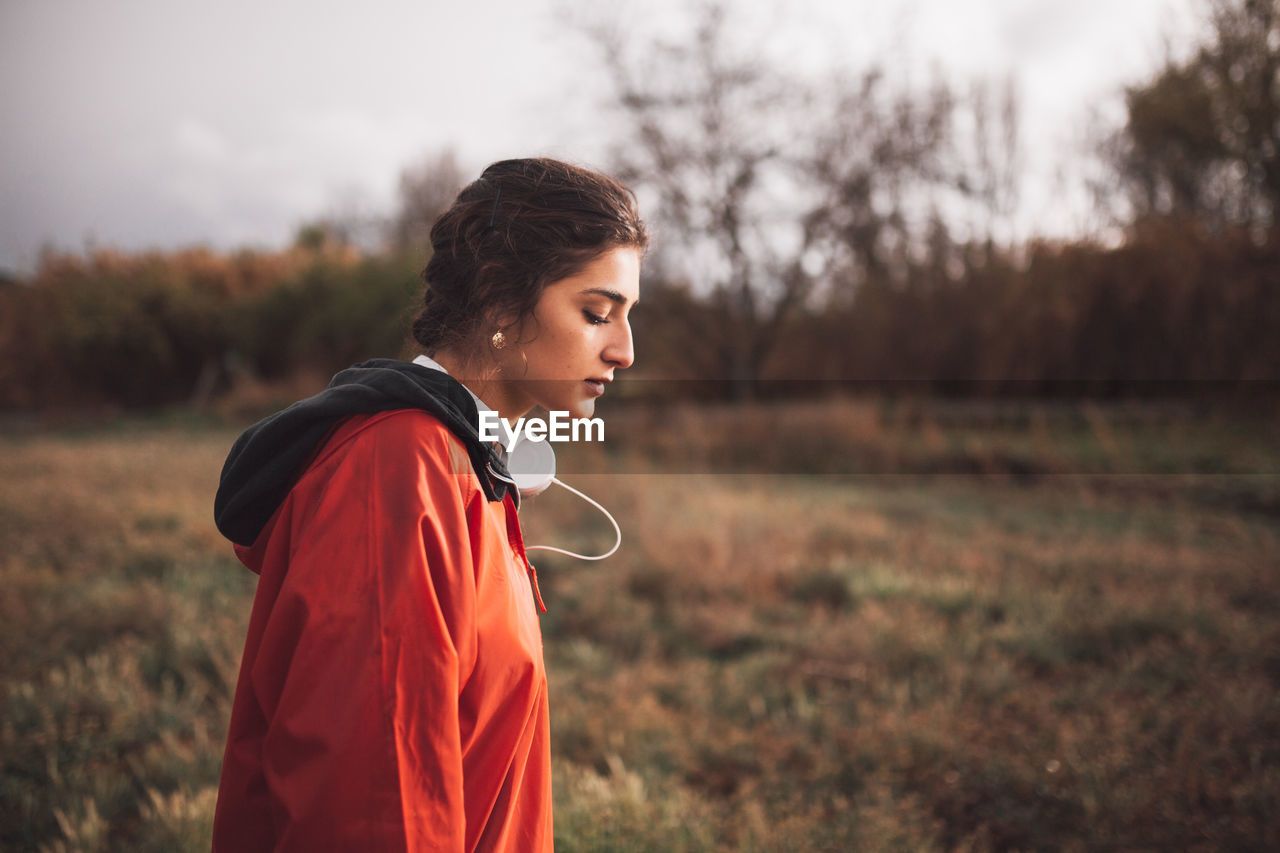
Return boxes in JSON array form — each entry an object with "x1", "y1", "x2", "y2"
[{"x1": 583, "y1": 309, "x2": 609, "y2": 325}]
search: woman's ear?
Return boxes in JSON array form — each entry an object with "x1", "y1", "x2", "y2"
[
  {"x1": 484, "y1": 310, "x2": 519, "y2": 341},
  {"x1": 495, "y1": 307, "x2": 544, "y2": 347}
]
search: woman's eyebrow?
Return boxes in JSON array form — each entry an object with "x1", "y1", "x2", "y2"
[{"x1": 579, "y1": 287, "x2": 629, "y2": 305}]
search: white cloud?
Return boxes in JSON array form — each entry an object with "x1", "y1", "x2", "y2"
[
  {"x1": 0, "y1": 0, "x2": 1208, "y2": 270},
  {"x1": 173, "y1": 118, "x2": 229, "y2": 163}
]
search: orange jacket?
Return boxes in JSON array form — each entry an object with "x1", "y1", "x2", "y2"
[{"x1": 213, "y1": 410, "x2": 552, "y2": 852}]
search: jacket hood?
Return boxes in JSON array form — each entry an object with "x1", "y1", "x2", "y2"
[{"x1": 214, "y1": 358, "x2": 513, "y2": 548}]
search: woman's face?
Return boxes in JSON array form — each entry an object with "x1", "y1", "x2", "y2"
[{"x1": 497, "y1": 246, "x2": 641, "y2": 420}]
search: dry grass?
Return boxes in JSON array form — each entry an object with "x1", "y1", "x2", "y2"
[{"x1": 2, "y1": 403, "x2": 1277, "y2": 851}]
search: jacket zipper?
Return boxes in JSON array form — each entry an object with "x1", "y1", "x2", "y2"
[{"x1": 502, "y1": 494, "x2": 546, "y2": 614}]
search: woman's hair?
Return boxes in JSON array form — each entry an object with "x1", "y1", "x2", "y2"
[{"x1": 411, "y1": 158, "x2": 648, "y2": 356}]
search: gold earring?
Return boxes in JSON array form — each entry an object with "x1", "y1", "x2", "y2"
[{"x1": 491, "y1": 330, "x2": 506, "y2": 350}]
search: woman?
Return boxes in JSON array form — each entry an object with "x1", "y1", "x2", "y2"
[{"x1": 211, "y1": 158, "x2": 646, "y2": 851}]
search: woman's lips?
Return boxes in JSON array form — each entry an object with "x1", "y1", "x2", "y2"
[{"x1": 584, "y1": 379, "x2": 606, "y2": 397}]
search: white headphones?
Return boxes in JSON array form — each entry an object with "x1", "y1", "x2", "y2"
[
  {"x1": 406, "y1": 356, "x2": 618, "y2": 558},
  {"x1": 486, "y1": 437, "x2": 622, "y2": 561}
]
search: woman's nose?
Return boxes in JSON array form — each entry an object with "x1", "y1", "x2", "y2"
[{"x1": 605, "y1": 319, "x2": 634, "y2": 369}]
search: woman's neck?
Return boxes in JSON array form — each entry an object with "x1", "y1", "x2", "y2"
[{"x1": 428, "y1": 348, "x2": 532, "y2": 422}]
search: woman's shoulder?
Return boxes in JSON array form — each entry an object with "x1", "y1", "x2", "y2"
[{"x1": 309, "y1": 409, "x2": 478, "y2": 485}]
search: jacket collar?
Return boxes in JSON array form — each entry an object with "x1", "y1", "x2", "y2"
[{"x1": 214, "y1": 358, "x2": 514, "y2": 548}]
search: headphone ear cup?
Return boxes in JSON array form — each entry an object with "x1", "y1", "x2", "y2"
[{"x1": 508, "y1": 437, "x2": 556, "y2": 497}]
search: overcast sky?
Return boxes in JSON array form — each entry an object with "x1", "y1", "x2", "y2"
[{"x1": 0, "y1": 0, "x2": 1200, "y2": 273}]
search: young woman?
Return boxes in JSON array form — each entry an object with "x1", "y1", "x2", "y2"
[{"x1": 211, "y1": 158, "x2": 646, "y2": 851}]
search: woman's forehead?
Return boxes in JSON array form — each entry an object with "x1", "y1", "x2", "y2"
[{"x1": 554, "y1": 247, "x2": 641, "y2": 302}]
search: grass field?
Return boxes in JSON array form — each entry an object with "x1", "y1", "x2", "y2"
[{"x1": 2, "y1": 401, "x2": 1277, "y2": 851}]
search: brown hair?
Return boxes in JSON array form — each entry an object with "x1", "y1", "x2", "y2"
[{"x1": 411, "y1": 158, "x2": 648, "y2": 357}]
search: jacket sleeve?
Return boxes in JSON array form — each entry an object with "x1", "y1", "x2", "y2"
[{"x1": 244, "y1": 413, "x2": 481, "y2": 851}]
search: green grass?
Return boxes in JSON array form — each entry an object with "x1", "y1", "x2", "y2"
[{"x1": 2, "y1": 402, "x2": 1278, "y2": 850}]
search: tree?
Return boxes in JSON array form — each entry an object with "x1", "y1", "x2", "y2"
[
  {"x1": 582, "y1": 1, "x2": 1009, "y2": 388},
  {"x1": 390, "y1": 149, "x2": 466, "y2": 255},
  {"x1": 1108, "y1": 0, "x2": 1280, "y2": 233}
]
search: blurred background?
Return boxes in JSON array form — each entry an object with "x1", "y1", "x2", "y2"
[{"x1": 1, "y1": 0, "x2": 1277, "y2": 850}]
